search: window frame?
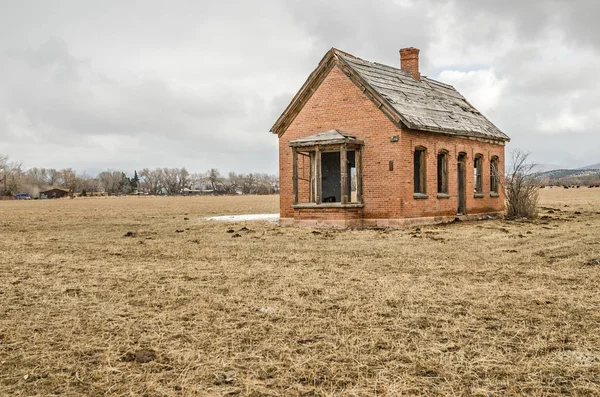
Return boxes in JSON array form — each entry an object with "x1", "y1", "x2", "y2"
[
  {"x1": 490, "y1": 156, "x2": 499, "y2": 197},
  {"x1": 437, "y1": 150, "x2": 449, "y2": 197},
  {"x1": 474, "y1": 153, "x2": 484, "y2": 198},
  {"x1": 413, "y1": 146, "x2": 428, "y2": 198}
]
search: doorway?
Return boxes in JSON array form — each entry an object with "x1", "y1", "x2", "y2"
[
  {"x1": 321, "y1": 151, "x2": 341, "y2": 202},
  {"x1": 457, "y1": 153, "x2": 467, "y2": 215}
]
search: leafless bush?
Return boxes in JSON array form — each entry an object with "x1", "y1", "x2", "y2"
[{"x1": 501, "y1": 150, "x2": 541, "y2": 219}]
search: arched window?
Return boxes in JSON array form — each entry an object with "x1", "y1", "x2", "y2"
[
  {"x1": 437, "y1": 150, "x2": 449, "y2": 195},
  {"x1": 474, "y1": 154, "x2": 483, "y2": 197},
  {"x1": 414, "y1": 146, "x2": 427, "y2": 196},
  {"x1": 490, "y1": 156, "x2": 499, "y2": 195}
]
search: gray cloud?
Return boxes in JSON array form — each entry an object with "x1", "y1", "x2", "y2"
[{"x1": 0, "y1": 0, "x2": 599, "y2": 173}]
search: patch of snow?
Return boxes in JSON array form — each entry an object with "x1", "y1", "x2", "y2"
[
  {"x1": 205, "y1": 213, "x2": 279, "y2": 222},
  {"x1": 258, "y1": 306, "x2": 278, "y2": 314},
  {"x1": 555, "y1": 349, "x2": 597, "y2": 366}
]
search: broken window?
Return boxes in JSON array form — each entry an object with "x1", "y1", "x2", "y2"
[
  {"x1": 414, "y1": 147, "x2": 427, "y2": 195},
  {"x1": 474, "y1": 154, "x2": 483, "y2": 195},
  {"x1": 490, "y1": 156, "x2": 499, "y2": 194},
  {"x1": 290, "y1": 132, "x2": 363, "y2": 206},
  {"x1": 437, "y1": 150, "x2": 448, "y2": 195}
]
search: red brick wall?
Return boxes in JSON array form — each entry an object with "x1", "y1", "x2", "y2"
[
  {"x1": 296, "y1": 153, "x2": 311, "y2": 203},
  {"x1": 293, "y1": 207, "x2": 363, "y2": 221},
  {"x1": 278, "y1": 64, "x2": 505, "y2": 222},
  {"x1": 399, "y1": 129, "x2": 505, "y2": 218}
]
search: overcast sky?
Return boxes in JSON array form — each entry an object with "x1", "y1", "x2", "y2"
[{"x1": 1, "y1": 0, "x2": 599, "y2": 174}]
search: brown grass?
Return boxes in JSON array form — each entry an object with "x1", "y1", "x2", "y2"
[{"x1": 1, "y1": 190, "x2": 599, "y2": 396}]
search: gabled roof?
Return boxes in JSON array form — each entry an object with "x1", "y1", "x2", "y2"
[
  {"x1": 271, "y1": 48, "x2": 509, "y2": 142},
  {"x1": 289, "y1": 129, "x2": 364, "y2": 147},
  {"x1": 41, "y1": 188, "x2": 70, "y2": 193}
]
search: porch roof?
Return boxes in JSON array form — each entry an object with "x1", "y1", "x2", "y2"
[{"x1": 289, "y1": 130, "x2": 364, "y2": 148}]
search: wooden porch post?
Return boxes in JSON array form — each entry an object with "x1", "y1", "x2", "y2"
[
  {"x1": 356, "y1": 147, "x2": 363, "y2": 204},
  {"x1": 315, "y1": 147, "x2": 322, "y2": 204},
  {"x1": 292, "y1": 148, "x2": 298, "y2": 205},
  {"x1": 340, "y1": 144, "x2": 348, "y2": 204},
  {"x1": 309, "y1": 151, "x2": 315, "y2": 202}
]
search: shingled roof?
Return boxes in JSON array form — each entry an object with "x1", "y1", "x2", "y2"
[{"x1": 271, "y1": 48, "x2": 509, "y2": 142}]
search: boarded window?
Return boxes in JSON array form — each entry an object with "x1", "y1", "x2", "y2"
[
  {"x1": 474, "y1": 154, "x2": 483, "y2": 193},
  {"x1": 437, "y1": 151, "x2": 448, "y2": 194},
  {"x1": 490, "y1": 156, "x2": 499, "y2": 193},
  {"x1": 414, "y1": 147, "x2": 426, "y2": 194}
]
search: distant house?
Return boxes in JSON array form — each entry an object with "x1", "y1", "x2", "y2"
[
  {"x1": 40, "y1": 188, "x2": 70, "y2": 199},
  {"x1": 271, "y1": 47, "x2": 510, "y2": 227}
]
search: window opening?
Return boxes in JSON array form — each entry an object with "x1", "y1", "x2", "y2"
[
  {"x1": 490, "y1": 156, "x2": 499, "y2": 194},
  {"x1": 414, "y1": 148, "x2": 426, "y2": 194},
  {"x1": 474, "y1": 154, "x2": 483, "y2": 194},
  {"x1": 437, "y1": 151, "x2": 448, "y2": 194}
]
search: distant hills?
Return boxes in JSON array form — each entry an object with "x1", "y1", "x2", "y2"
[
  {"x1": 531, "y1": 164, "x2": 563, "y2": 173},
  {"x1": 581, "y1": 163, "x2": 600, "y2": 170},
  {"x1": 535, "y1": 163, "x2": 600, "y2": 185}
]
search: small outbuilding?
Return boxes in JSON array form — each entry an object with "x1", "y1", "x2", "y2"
[
  {"x1": 40, "y1": 188, "x2": 70, "y2": 199},
  {"x1": 271, "y1": 47, "x2": 510, "y2": 227}
]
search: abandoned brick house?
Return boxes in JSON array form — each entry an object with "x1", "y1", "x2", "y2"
[{"x1": 271, "y1": 47, "x2": 510, "y2": 227}]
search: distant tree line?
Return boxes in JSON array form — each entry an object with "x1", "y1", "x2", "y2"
[{"x1": 0, "y1": 154, "x2": 278, "y2": 197}]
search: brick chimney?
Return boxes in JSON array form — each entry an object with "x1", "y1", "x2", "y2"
[{"x1": 400, "y1": 47, "x2": 420, "y2": 80}]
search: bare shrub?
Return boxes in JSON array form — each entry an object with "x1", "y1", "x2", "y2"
[{"x1": 501, "y1": 150, "x2": 541, "y2": 219}]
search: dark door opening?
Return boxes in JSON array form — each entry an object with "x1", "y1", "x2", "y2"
[
  {"x1": 321, "y1": 151, "x2": 341, "y2": 202},
  {"x1": 457, "y1": 153, "x2": 466, "y2": 215}
]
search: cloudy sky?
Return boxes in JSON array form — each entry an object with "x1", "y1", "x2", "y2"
[{"x1": 1, "y1": 0, "x2": 599, "y2": 174}]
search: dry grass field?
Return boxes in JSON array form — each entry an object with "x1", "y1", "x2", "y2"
[{"x1": 1, "y1": 189, "x2": 599, "y2": 396}]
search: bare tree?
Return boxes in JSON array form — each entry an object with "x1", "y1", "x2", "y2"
[
  {"x1": 188, "y1": 172, "x2": 204, "y2": 190},
  {"x1": 240, "y1": 173, "x2": 255, "y2": 194},
  {"x1": 60, "y1": 168, "x2": 78, "y2": 193},
  {"x1": 98, "y1": 170, "x2": 129, "y2": 195},
  {"x1": 1, "y1": 159, "x2": 25, "y2": 195},
  {"x1": 27, "y1": 168, "x2": 48, "y2": 187},
  {"x1": 206, "y1": 168, "x2": 221, "y2": 194},
  {"x1": 46, "y1": 169, "x2": 61, "y2": 187},
  {"x1": 78, "y1": 173, "x2": 100, "y2": 194},
  {"x1": 159, "y1": 168, "x2": 189, "y2": 195},
  {"x1": 226, "y1": 172, "x2": 240, "y2": 194},
  {"x1": 501, "y1": 150, "x2": 541, "y2": 219},
  {"x1": 139, "y1": 168, "x2": 162, "y2": 195},
  {"x1": 0, "y1": 154, "x2": 8, "y2": 195},
  {"x1": 0, "y1": 154, "x2": 7, "y2": 171},
  {"x1": 98, "y1": 171, "x2": 115, "y2": 195}
]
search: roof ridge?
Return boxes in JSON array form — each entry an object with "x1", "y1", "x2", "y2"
[
  {"x1": 421, "y1": 76, "x2": 456, "y2": 90},
  {"x1": 331, "y1": 47, "x2": 366, "y2": 63},
  {"x1": 334, "y1": 48, "x2": 461, "y2": 91}
]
